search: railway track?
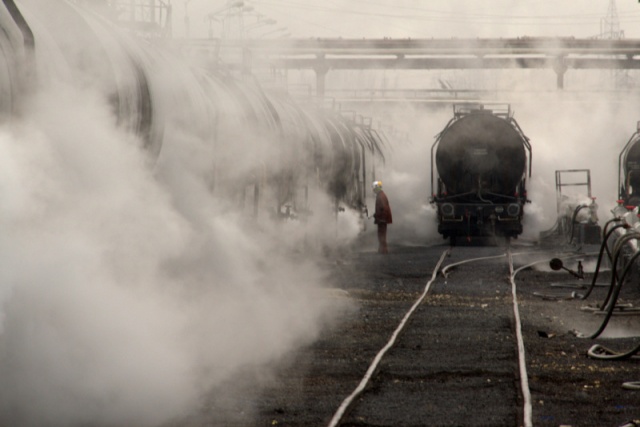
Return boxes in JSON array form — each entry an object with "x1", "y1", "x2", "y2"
[
  {"x1": 329, "y1": 245, "x2": 531, "y2": 426},
  {"x1": 211, "y1": 242, "x2": 640, "y2": 427}
]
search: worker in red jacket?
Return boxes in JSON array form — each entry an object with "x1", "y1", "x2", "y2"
[{"x1": 372, "y1": 181, "x2": 392, "y2": 254}]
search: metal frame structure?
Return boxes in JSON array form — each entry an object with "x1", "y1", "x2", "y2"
[{"x1": 555, "y1": 169, "x2": 592, "y2": 215}]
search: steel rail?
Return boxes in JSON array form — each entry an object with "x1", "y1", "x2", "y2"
[
  {"x1": 510, "y1": 250, "x2": 600, "y2": 427},
  {"x1": 326, "y1": 249, "x2": 450, "y2": 427},
  {"x1": 508, "y1": 249, "x2": 533, "y2": 427},
  {"x1": 439, "y1": 248, "x2": 534, "y2": 427}
]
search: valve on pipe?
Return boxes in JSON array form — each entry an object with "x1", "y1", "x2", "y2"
[{"x1": 549, "y1": 258, "x2": 584, "y2": 279}]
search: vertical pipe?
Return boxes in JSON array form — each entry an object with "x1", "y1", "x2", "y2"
[{"x1": 315, "y1": 58, "x2": 328, "y2": 100}]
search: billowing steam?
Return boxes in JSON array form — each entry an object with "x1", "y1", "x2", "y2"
[
  {"x1": 2, "y1": 1, "x2": 640, "y2": 426},
  {"x1": 0, "y1": 35, "x2": 350, "y2": 427}
]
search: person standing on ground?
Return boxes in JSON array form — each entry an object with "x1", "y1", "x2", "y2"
[{"x1": 372, "y1": 181, "x2": 392, "y2": 254}]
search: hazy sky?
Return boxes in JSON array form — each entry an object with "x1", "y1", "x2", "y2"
[{"x1": 181, "y1": 0, "x2": 640, "y2": 39}]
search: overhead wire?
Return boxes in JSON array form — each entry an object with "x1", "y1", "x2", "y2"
[
  {"x1": 254, "y1": 0, "x2": 602, "y2": 40},
  {"x1": 201, "y1": 0, "x2": 640, "y2": 38},
  {"x1": 254, "y1": 0, "x2": 631, "y2": 27},
  {"x1": 254, "y1": 0, "x2": 413, "y2": 36}
]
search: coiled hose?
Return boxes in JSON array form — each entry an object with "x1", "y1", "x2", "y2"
[
  {"x1": 568, "y1": 204, "x2": 589, "y2": 244},
  {"x1": 577, "y1": 218, "x2": 624, "y2": 301},
  {"x1": 586, "y1": 224, "x2": 640, "y2": 373},
  {"x1": 587, "y1": 238, "x2": 640, "y2": 339}
]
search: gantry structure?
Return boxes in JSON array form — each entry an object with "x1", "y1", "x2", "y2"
[{"x1": 182, "y1": 37, "x2": 640, "y2": 95}]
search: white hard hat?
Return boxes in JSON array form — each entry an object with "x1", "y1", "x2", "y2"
[{"x1": 372, "y1": 181, "x2": 382, "y2": 190}]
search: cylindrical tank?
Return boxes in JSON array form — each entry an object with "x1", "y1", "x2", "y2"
[
  {"x1": 623, "y1": 136, "x2": 640, "y2": 194},
  {"x1": 436, "y1": 110, "x2": 527, "y2": 195}
]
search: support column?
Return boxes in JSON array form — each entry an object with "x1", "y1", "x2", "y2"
[
  {"x1": 314, "y1": 54, "x2": 329, "y2": 99},
  {"x1": 553, "y1": 56, "x2": 568, "y2": 90}
]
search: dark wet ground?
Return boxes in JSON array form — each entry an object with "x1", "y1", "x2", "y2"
[{"x1": 195, "y1": 237, "x2": 640, "y2": 427}]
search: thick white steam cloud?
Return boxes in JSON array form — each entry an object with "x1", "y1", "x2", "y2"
[
  {"x1": 0, "y1": 70, "x2": 346, "y2": 427},
  {"x1": 3, "y1": 2, "x2": 640, "y2": 426}
]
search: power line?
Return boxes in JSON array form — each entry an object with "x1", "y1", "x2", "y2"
[
  {"x1": 248, "y1": 0, "x2": 640, "y2": 38},
  {"x1": 256, "y1": 0, "x2": 627, "y2": 24}
]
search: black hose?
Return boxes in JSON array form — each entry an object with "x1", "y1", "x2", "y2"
[
  {"x1": 587, "y1": 342, "x2": 640, "y2": 360},
  {"x1": 600, "y1": 232, "x2": 640, "y2": 311},
  {"x1": 602, "y1": 217, "x2": 624, "y2": 246},
  {"x1": 603, "y1": 220, "x2": 626, "y2": 283},
  {"x1": 583, "y1": 220, "x2": 640, "y2": 397},
  {"x1": 568, "y1": 204, "x2": 588, "y2": 244},
  {"x1": 605, "y1": 230, "x2": 639, "y2": 302},
  {"x1": 587, "y1": 235, "x2": 640, "y2": 339},
  {"x1": 578, "y1": 220, "x2": 624, "y2": 300}
]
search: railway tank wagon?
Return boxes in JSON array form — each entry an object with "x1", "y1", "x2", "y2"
[
  {"x1": 618, "y1": 121, "x2": 640, "y2": 207},
  {"x1": 430, "y1": 104, "x2": 532, "y2": 244},
  {"x1": 0, "y1": 0, "x2": 388, "y2": 228}
]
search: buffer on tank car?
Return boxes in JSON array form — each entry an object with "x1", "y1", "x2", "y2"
[{"x1": 430, "y1": 104, "x2": 532, "y2": 245}]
